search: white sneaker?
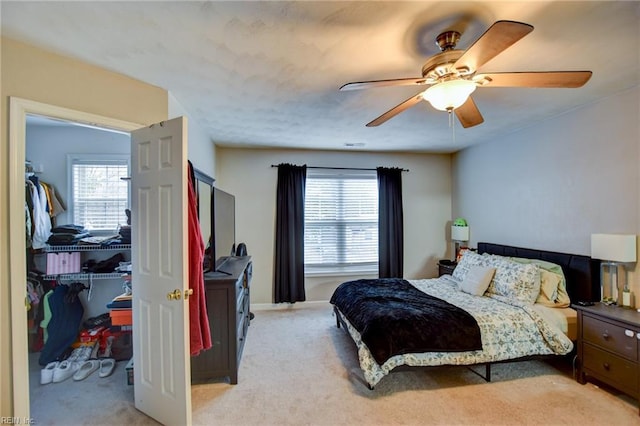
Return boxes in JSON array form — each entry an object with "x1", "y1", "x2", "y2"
[
  {"x1": 99, "y1": 358, "x2": 116, "y2": 378},
  {"x1": 73, "y1": 360, "x2": 100, "y2": 381},
  {"x1": 77, "y1": 345, "x2": 92, "y2": 363},
  {"x1": 40, "y1": 361, "x2": 59, "y2": 385},
  {"x1": 52, "y1": 360, "x2": 80, "y2": 383},
  {"x1": 66, "y1": 347, "x2": 83, "y2": 363}
]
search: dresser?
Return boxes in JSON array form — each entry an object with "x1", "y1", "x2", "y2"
[
  {"x1": 575, "y1": 303, "x2": 640, "y2": 415},
  {"x1": 191, "y1": 255, "x2": 252, "y2": 384}
]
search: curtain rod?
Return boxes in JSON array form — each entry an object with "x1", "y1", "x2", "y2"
[{"x1": 270, "y1": 165, "x2": 409, "y2": 172}]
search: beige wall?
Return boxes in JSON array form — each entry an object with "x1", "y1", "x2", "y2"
[
  {"x1": 0, "y1": 37, "x2": 168, "y2": 416},
  {"x1": 215, "y1": 148, "x2": 452, "y2": 305},
  {"x1": 452, "y1": 86, "x2": 639, "y2": 302}
]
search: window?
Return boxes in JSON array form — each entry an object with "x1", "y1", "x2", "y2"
[
  {"x1": 304, "y1": 171, "x2": 378, "y2": 275},
  {"x1": 69, "y1": 154, "x2": 129, "y2": 233}
]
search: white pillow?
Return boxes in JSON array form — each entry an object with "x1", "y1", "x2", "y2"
[
  {"x1": 452, "y1": 250, "x2": 486, "y2": 282},
  {"x1": 459, "y1": 266, "x2": 496, "y2": 296}
]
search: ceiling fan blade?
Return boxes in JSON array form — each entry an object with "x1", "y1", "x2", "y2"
[
  {"x1": 453, "y1": 20, "x2": 533, "y2": 72},
  {"x1": 454, "y1": 96, "x2": 484, "y2": 128},
  {"x1": 366, "y1": 93, "x2": 424, "y2": 127},
  {"x1": 475, "y1": 71, "x2": 593, "y2": 88},
  {"x1": 340, "y1": 77, "x2": 427, "y2": 91}
]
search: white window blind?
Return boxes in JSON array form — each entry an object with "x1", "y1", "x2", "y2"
[
  {"x1": 304, "y1": 172, "x2": 378, "y2": 274},
  {"x1": 70, "y1": 157, "x2": 129, "y2": 232}
]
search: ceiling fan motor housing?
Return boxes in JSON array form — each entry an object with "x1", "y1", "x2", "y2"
[
  {"x1": 421, "y1": 50, "x2": 467, "y2": 83},
  {"x1": 436, "y1": 31, "x2": 461, "y2": 51}
]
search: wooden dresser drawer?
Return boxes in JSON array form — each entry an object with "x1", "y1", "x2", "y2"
[
  {"x1": 194, "y1": 257, "x2": 252, "y2": 385},
  {"x1": 583, "y1": 315, "x2": 638, "y2": 361},
  {"x1": 583, "y1": 343, "x2": 638, "y2": 396}
]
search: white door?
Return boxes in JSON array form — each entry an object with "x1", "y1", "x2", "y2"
[{"x1": 131, "y1": 117, "x2": 191, "y2": 425}]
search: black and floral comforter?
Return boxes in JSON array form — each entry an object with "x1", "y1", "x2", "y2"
[
  {"x1": 330, "y1": 278, "x2": 482, "y2": 364},
  {"x1": 331, "y1": 276, "x2": 574, "y2": 387}
]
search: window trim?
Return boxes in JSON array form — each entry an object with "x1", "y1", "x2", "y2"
[
  {"x1": 304, "y1": 169, "x2": 379, "y2": 276},
  {"x1": 67, "y1": 153, "x2": 130, "y2": 234}
]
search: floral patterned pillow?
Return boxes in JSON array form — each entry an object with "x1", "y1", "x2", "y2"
[
  {"x1": 452, "y1": 250, "x2": 486, "y2": 282},
  {"x1": 484, "y1": 255, "x2": 541, "y2": 304}
]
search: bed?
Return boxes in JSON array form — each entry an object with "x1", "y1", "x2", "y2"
[{"x1": 330, "y1": 242, "x2": 600, "y2": 388}]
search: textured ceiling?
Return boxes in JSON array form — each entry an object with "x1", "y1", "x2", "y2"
[{"x1": 2, "y1": 1, "x2": 639, "y2": 153}]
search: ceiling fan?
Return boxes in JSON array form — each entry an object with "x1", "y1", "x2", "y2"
[{"x1": 340, "y1": 20, "x2": 592, "y2": 128}]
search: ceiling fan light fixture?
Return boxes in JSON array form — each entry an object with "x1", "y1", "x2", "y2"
[{"x1": 421, "y1": 79, "x2": 477, "y2": 111}]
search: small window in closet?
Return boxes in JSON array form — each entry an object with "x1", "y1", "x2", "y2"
[{"x1": 68, "y1": 154, "x2": 130, "y2": 233}]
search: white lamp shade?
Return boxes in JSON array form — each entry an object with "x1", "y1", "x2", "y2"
[
  {"x1": 422, "y1": 80, "x2": 477, "y2": 111},
  {"x1": 591, "y1": 234, "x2": 637, "y2": 262},
  {"x1": 451, "y1": 225, "x2": 469, "y2": 241}
]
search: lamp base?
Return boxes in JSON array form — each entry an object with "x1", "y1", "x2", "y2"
[{"x1": 600, "y1": 261, "x2": 624, "y2": 306}]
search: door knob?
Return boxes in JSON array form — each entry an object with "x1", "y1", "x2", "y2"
[
  {"x1": 167, "y1": 289, "x2": 182, "y2": 300},
  {"x1": 183, "y1": 288, "x2": 194, "y2": 300}
]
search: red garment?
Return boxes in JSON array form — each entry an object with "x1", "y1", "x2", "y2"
[{"x1": 188, "y1": 171, "x2": 212, "y2": 356}]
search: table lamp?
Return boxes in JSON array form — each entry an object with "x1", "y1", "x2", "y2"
[
  {"x1": 451, "y1": 219, "x2": 469, "y2": 262},
  {"x1": 591, "y1": 233, "x2": 637, "y2": 306}
]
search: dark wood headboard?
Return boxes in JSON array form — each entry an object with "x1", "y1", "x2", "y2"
[{"x1": 477, "y1": 242, "x2": 600, "y2": 303}]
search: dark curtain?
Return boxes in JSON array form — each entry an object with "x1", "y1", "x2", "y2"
[
  {"x1": 377, "y1": 167, "x2": 404, "y2": 278},
  {"x1": 274, "y1": 163, "x2": 307, "y2": 303}
]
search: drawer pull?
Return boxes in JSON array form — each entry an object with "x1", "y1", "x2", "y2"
[
  {"x1": 603, "y1": 362, "x2": 610, "y2": 370},
  {"x1": 625, "y1": 329, "x2": 634, "y2": 338},
  {"x1": 602, "y1": 332, "x2": 610, "y2": 340},
  {"x1": 637, "y1": 333, "x2": 640, "y2": 340}
]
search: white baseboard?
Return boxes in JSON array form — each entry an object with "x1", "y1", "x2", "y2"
[{"x1": 251, "y1": 300, "x2": 331, "y2": 311}]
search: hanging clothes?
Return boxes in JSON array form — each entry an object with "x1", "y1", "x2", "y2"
[
  {"x1": 187, "y1": 163, "x2": 211, "y2": 356},
  {"x1": 40, "y1": 181, "x2": 66, "y2": 226},
  {"x1": 26, "y1": 177, "x2": 52, "y2": 249},
  {"x1": 25, "y1": 168, "x2": 66, "y2": 250},
  {"x1": 38, "y1": 284, "x2": 85, "y2": 366}
]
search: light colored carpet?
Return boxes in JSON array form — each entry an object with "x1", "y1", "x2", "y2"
[
  {"x1": 29, "y1": 352, "x2": 158, "y2": 425},
  {"x1": 30, "y1": 303, "x2": 638, "y2": 425},
  {"x1": 192, "y1": 303, "x2": 637, "y2": 425}
]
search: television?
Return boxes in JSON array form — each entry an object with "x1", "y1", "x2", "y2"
[{"x1": 212, "y1": 187, "x2": 236, "y2": 272}]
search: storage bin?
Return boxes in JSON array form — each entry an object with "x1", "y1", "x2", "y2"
[
  {"x1": 110, "y1": 309, "x2": 132, "y2": 326},
  {"x1": 46, "y1": 252, "x2": 81, "y2": 275}
]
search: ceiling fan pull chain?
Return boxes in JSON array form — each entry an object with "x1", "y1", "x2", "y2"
[{"x1": 449, "y1": 110, "x2": 456, "y2": 144}]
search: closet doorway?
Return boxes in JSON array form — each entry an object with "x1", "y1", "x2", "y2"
[
  {"x1": 25, "y1": 113, "x2": 135, "y2": 423},
  {"x1": 9, "y1": 98, "x2": 192, "y2": 425}
]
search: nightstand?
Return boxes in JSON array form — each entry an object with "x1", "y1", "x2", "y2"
[
  {"x1": 437, "y1": 260, "x2": 457, "y2": 277},
  {"x1": 574, "y1": 302, "x2": 640, "y2": 416}
]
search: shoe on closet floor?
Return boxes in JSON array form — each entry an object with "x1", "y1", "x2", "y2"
[
  {"x1": 73, "y1": 360, "x2": 99, "y2": 381},
  {"x1": 99, "y1": 358, "x2": 116, "y2": 378},
  {"x1": 66, "y1": 346, "x2": 87, "y2": 363},
  {"x1": 89, "y1": 341, "x2": 100, "y2": 359},
  {"x1": 75, "y1": 344, "x2": 93, "y2": 363},
  {"x1": 40, "y1": 361, "x2": 59, "y2": 385},
  {"x1": 100, "y1": 335, "x2": 115, "y2": 358},
  {"x1": 52, "y1": 360, "x2": 80, "y2": 383}
]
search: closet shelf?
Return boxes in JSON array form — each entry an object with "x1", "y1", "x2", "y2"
[
  {"x1": 42, "y1": 272, "x2": 130, "y2": 281},
  {"x1": 44, "y1": 243, "x2": 131, "y2": 252}
]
